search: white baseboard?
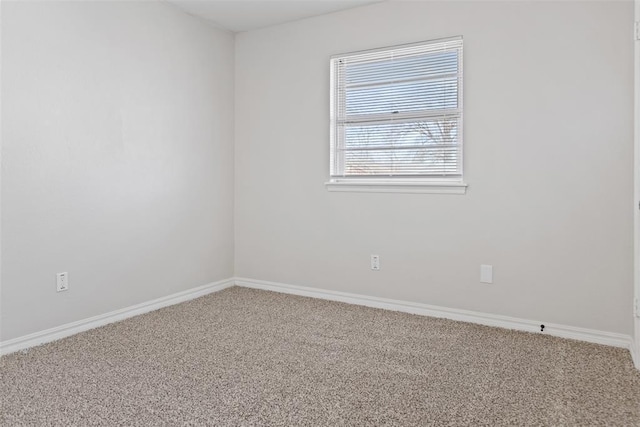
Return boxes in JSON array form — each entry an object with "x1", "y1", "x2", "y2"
[
  {"x1": 3, "y1": 276, "x2": 635, "y2": 367},
  {"x1": 235, "y1": 277, "x2": 634, "y2": 351},
  {"x1": 0, "y1": 278, "x2": 235, "y2": 356}
]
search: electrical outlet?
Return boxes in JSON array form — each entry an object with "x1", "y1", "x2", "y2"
[
  {"x1": 371, "y1": 255, "x2": 380, "y2": 271},
  {"x1": 56, "y1": 272, "x2": 69, "y2": 292},
  {"x1": 635, "y1": 298, "x2": 640, "y2": 318}
]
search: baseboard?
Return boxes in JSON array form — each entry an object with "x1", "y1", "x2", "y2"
[
  {"x1": 0, "y1": 278, "x2": 235, "y2": 356},
  {"x1": 235, "y1": 277, "x2": 633, "y2": 351},
  {"x1": 3, "y1": 276, "x2": 634, "y2": 366}
]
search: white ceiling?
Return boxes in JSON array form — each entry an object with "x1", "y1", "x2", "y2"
[{"x1": 166, "y1": 0, "x2": 382, "y2": 32}]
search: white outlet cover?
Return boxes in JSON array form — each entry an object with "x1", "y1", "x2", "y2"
[
  {"x1": 371, "y1": 255, "x2": 380, "y2": 270},
  {"x1": 56, "y1": 272, "x2": 69, "y2": 292},
  {"x1": 480, "y1": 265, "x2": 493, "y2": 284}
]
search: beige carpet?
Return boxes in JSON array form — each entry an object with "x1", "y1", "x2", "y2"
[{"x1": 1, "y1": 287, "x2": 639, "y2": 426}]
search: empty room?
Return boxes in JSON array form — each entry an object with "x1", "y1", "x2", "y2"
[{"x1": 2, "y1": 0, "x2": 640, "y2": 424}]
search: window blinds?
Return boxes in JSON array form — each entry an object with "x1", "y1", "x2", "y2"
[{"x1": 330, "y1": 37, "x2": 463, "y2": 179}]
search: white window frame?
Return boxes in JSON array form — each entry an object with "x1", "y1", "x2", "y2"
[{"x1": 326, "y1": 37, "x2": 467, "y2": 194}]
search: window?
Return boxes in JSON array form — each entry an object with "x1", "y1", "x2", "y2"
[{"x1": 327, "y1": 37, "x2": 466, "y2": 194}]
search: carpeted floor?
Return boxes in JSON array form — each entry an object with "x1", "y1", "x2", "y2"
[{"x1": 1, "y1": 287, "x2": 639, "y2": 426}]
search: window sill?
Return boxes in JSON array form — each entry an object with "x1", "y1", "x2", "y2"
[{"x1": 324, "y1": 179, "x2": 468, "y2": 194}]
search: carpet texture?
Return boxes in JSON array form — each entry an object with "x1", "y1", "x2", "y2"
[{"x1": 1, "y1": 286, "x2": 639, "y2": 426}]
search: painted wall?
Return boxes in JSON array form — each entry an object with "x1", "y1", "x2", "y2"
[
  {"x1": 235, "y1": 0, "x2": 635, "y2": 334},
  {"x1": 1, "y1": 1, "x2": 235, "y2": 340}
]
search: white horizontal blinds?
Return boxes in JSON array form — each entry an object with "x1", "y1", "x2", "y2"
[{"x1": 331, "y1": 37, "x2": 463, "y2": 178}]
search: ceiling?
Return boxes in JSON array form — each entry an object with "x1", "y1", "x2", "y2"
[{"x1": 166, "y1": 0, "x2": 382, "y2": 32}]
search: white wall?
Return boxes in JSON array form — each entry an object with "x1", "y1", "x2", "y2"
[
  {"x1": 235, "y1": 0, "x2": 635, "y2": 334},
  {"x1": 1, "y1": 1, "x2": 235, "y2": 341}
]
